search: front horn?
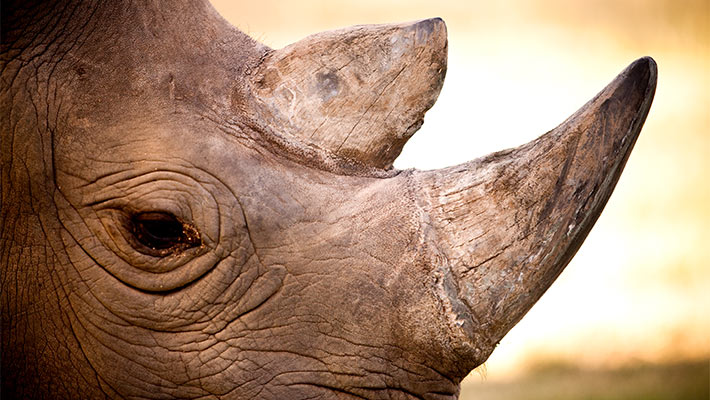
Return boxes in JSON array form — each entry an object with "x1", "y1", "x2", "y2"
[{"x1": 413, "y1": 57, "x2": 657, "y2": 372}]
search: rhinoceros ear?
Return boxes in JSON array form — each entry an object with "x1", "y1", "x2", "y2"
[{"x1": 247, "y1": 18, "x2": 447, "y2": 169}]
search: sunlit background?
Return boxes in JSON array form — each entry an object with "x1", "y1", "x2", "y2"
[{"x1": 211, "y1": 1, "x2": 709, "y2": 398}]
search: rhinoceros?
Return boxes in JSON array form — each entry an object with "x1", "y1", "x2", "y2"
[{"x1": 1, "y1": 0, "x2": 656, "y2": 399}]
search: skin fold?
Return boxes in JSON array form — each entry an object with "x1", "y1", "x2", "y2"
[{"x1": 1, "y1": 1, "x2": 656, "y2": 399}]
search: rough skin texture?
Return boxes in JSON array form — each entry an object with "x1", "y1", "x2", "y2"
[{"x1": 1, "y1": 0, "x2": 656, "y2": 399}]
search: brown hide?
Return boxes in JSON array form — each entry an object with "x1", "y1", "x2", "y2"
[{"x1": 0, "y1": 0, "x2": 656, "y2": 399}]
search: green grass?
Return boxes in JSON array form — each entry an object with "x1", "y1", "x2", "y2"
[{"x1": 459, "y1": 359, "x2": 709, "y2": 400}]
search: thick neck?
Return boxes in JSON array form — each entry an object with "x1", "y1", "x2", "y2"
[
  {"x1": 1, "y1": 0, "x2": 262, "y2": 67},
  {"x1": 2, "y1": 1, "x2": 104, "y2": 60}
]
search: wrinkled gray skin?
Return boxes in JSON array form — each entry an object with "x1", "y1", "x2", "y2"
[{"x1": 1, "y1": 1, "x2": 656, "y2": 399}]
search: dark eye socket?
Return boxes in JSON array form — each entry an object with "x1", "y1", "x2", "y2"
[{"x1": 131, "y1": 212, "x2": 200, "y2": 252}]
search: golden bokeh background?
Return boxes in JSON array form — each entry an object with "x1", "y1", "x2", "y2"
[{"x1": 211, "y1": 0, "x2": 709, "y2": 396}]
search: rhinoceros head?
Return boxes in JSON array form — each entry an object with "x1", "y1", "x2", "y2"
[{"x1": 1, "y1": 0, "x2": 655, "y2": 398}]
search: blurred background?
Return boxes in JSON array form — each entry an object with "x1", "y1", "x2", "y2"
[{"x1": 211, "y1": 1, "x2": 709, "y2": 398}]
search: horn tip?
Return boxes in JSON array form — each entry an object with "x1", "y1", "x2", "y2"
[
  {"x1": 414, "y1": 17, "x2": 447, "y2": 33},
  {"x1": 623, "y1": 56, "x2": 658, "y2": 137},
  {"x1": 628, "y1": 56, "x2": 658, "y2": 95}
]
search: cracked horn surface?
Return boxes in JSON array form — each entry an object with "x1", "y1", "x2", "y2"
[
  {"x1": 247, "y1": 18, "x2": 448, "y2": 169},
  {"x1": 411, "y1": 57, "x2": 657, "y2": 371}
]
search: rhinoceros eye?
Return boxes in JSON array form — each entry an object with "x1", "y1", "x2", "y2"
[{"x1": 130, "y1": 212, "x2": 200, "y2": 253}]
